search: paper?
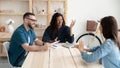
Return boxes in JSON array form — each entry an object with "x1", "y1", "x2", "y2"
[
  {"x1": 50, "y1": 41, "x2": 62, "y2": 49},
  {"x1": 62, "y1": 43, "x2": 74, "y2": 48}
]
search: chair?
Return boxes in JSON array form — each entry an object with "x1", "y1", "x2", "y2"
[{"x1": 3, "y1": 42, "x2": 21, "y2": 68}]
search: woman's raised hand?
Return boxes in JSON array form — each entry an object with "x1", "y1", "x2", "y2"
[{"x1": 70, "y1": 20, "x2": 76, "y2": 29}]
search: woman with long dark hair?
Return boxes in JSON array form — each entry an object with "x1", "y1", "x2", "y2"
[
  {"x1": 75, "y1": 16, "x2": 120, "y2": 68},
  {"x1": 42, "y1": 13, "x2": 75, "y2": 43}
]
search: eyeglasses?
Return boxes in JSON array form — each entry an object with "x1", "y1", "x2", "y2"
[{"x1": 26, "y1": 18, "x2": 37, "y2": 22}]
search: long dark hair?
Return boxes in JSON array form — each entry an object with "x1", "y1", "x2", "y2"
[
  {"x1": 100, "y1": 16, "x2": 120, "y2": 49},
  {"x1": 49, "y1": 13, "x2": 65, "y2": 36}
]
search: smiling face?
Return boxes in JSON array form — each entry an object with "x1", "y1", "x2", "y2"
[
  {"x1": 57, "y1": 16, "x2": 63, "y2": 28},
  {"x1": 24, "y1": 15, "x2": 37, "y2": 29}
]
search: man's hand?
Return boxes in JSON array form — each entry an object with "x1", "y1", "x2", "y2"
[
  {"x1": 35, "y1": 39, "x2": 44, "y2": 46},
  {"x1": 40, "y1": 43, "x2": 50, "y2": 51}
]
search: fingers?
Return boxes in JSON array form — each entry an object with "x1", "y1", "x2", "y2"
[
  {"x1": 78, "y1": 40, "x2": 84, "y2": 52},
  {"x1": 42, "y1": 43, "x2": 50, "y2": 51},
  {"x1": 55, "y1": 37, "x2": 58, "y2": 41},
  {"x1": 71, "y1": 19, "x2": 76, "y2": 23},
  {"x1": 71, "y1": 20, "x2": 76, "y2": 25},
  {"x1": 74, "y1": 43, "x2": 79, "y2": 48},
  {"x1": 74, "y1": 40, "x2": 84, "y2": 52},
  {"x1": 70, "y1": 20, "x2": 76, "y2": 30}
]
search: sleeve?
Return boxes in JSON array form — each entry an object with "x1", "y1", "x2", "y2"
[
  {"x1": 65, "y1": 26, "x2": 74, "y2": 43},
  {"x1": 15, "y1": 30, "x2": 28, "y2": 45},
  {"x1": 90, "y1": 46, "x2": 100, "y2": 52},
  {"x1": 29, "y1": 29, "x2": 37, "y2": 45},
  {"x1": 42, "y1": 27, "x2": 51, "y2": 42},
  {"x1": 32, "y1": 29, "x2": 37, "y2": 41},
  {"x1": 81, "y1": 40, "x2": 113, "y2": 63}
]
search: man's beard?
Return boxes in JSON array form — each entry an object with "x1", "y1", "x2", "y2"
[{"x1": 28, "y1": 23, "x2": 33, "y2": 29}]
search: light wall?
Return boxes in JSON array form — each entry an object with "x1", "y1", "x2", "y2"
[{"x1": 67, "y1": 0, "x2": 120, "y2": 42}]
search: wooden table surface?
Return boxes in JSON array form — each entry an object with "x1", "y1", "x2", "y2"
[
  {"x1": 22, "y1": 45, "x2": 103, "y2": 68},
  {"x1": 0, "y1": 32, "x2": 12, "y2": 41}
]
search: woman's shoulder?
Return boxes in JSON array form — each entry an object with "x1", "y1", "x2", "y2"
[
  {"x1": 102, "y1": 39, "x2": 116, "y2": 49},
  {"x1": 45, "y1": 26, "x2": 51, "y2": 30},
  {"x1": 105, "y1": 39, "x2": 115, "y2": 44}
]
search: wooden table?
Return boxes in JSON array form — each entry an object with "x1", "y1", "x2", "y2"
[
  {"x1": 0, "y1": 32, "x2": 12, "y2": 57},
  {"x1": 22, "y1": 45, "x2": 103, "y2": 68}
]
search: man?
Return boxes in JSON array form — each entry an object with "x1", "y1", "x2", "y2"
[{"x1": 8, "y1": 12, "x2": 49, "y2": 67}]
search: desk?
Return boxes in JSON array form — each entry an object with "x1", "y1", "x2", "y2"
[
  {"x1": 0, "y1": 32, "x2": 12, "y2": 57},
  {"x1": 22, "y1": 46, "x2": 103, "y2": 68}
]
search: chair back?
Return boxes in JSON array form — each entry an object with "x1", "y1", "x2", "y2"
[
  {"x1": 3, "y1": 42, "x2": 21, "y2": 68},
  {"x1": 3, "y1": 42, "x2": 9, "y2": 53}
]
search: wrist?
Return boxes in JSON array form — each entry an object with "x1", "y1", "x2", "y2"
[{"x1": 80, "y1": 49, "x2": 84, "y2": 52}]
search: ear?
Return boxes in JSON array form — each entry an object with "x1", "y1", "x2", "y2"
[{"x1": 24, "y1": 18, "x2": 28, "y2": 23}]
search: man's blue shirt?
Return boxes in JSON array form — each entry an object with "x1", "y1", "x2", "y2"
[{"x1": 8, "y1": 24, "x2": 36, "y2": 66}]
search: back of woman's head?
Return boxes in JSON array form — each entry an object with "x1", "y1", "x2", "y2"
[
  {"x1": 50, "y1": 13, "x2": 65, "y2": 28},
  {"x1": 100, "y1": 16, "x2": 120, "y2": 49}
]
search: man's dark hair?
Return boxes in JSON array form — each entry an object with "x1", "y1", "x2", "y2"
[{"x1": 23, "y1": 12, "x2": 35, "y2": 20}]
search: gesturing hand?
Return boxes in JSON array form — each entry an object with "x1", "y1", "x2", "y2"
[
  {"x1": 74, "y1": 40, "x2": 84, "y2": 52},
  {"x1": 70, "y1": 20, "x2": 76, "y2": 36},
  {"x1": 70, "y1": 20, "x2": 76, "y2": 29}
]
